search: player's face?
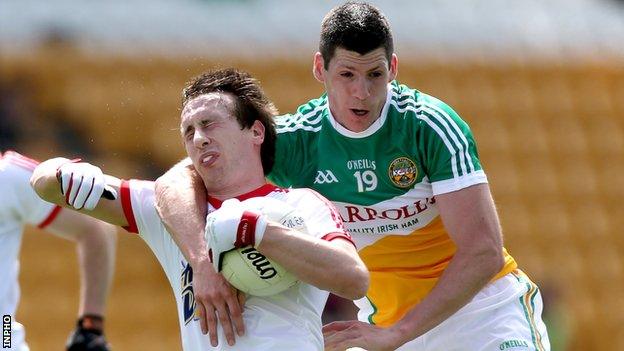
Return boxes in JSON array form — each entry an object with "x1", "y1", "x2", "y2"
[
  {"x1": 314, "y1": 47, "x2": 397, "y2": 133},
  {"x1": 180, "y1": 93, "x2": 265, "y2": 192}
]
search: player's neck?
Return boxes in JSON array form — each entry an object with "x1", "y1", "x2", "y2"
[{"x1": 205, "y1": 174, "x2": 267, "y2": 201}]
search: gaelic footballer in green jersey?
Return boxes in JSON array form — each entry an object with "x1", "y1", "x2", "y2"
[
  {"x1": 269, "y1": 79, "x2": 549, "y2": 351},
  {"x1": 271, "y1": 81, "x2": 518, "y2": 326}
]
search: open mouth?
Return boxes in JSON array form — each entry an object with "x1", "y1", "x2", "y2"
[
  {"x1": 351, "y1": 109, "x2": 369, "y2": 117},
  {"x1": 200, "y1": 153, "x2": 218, "y2": 167}
]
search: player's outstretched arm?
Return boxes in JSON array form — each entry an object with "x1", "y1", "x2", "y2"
[
  {"x1": 30, "y1": 157, "x2": 127, "y2": 227},
  {"x1": 45, "y1": 210, "x2": 116, "y2": 350},
  {"x1": 155, "y1": 159, "x2": 245, "y2": 347},
  {"x1": 323, "y1": 183, "x2": 505, "y2": 350}
]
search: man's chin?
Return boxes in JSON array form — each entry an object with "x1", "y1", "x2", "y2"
[
  {"x1": 192, "y1": 162, "x2": 213, "y2": 180},
  {"x1": 347, "y1": 116, "x2": 377, "y2": 132}
]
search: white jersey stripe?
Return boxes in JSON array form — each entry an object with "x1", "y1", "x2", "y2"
[
  {"x1": 276, "y1": 102, "x2": 326, "y2": 129},
  {"x1": 276, "y1": 111, "x2": 322, "y2": 128},
  {"x1": 420, "y1": 107, "x2": 468, "y2": 176},
  {"x1": 276, "y1": 124, "x2": 322, "y2": 134},
  {"x1": 393, "y1": 93, "x2": 475, "y2": 176},
  {"x1": 395, "y1": 90, "x2": 413, "y2": 100},
  {"x1": 390, "y1": 100, "x2": 459, "y2": 179},
  {"x1": 422, "y1": 102, "x2": 476, "y2": 173}
]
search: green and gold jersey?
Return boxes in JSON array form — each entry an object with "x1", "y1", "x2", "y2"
[{"x1": 269, "y1": 81, "x2": 517, "y2": 326}]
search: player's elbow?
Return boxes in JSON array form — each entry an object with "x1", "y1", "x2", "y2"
[
  {"x1": 351, "y1": 265, "x2": 370, "y2": 299},
  {"x1": 336, "y1": 264, "x2": 370, "y2": 300},
  {"x1": 30, "y1": 158, "x2": 74, "y2": 201},
  {"x1": 84, "y1": 221, "x2": 117, "y2": 246},
  {"x1": 30, "y1": 174, "x2": 44, "y2": 197},
  {"x1": 477, "y1": 244, "x2": 505, "y2": 278},
  {"x1": 72, "y1": 218, "x2": 117, "y2": 248},
  {"x1": 30, "y1": 166, "x2": 56, "y2": 202}
]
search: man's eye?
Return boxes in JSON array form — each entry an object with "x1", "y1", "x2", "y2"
[
  {"x1": 202, "y1": 120, "x2": 216, "y2": 129},
  {"x1": 340, "y1": 72, "x2": 353, "y2": 78},
  {"x1": 370, "y1": 71, "x2": 383, "y2": 78}
]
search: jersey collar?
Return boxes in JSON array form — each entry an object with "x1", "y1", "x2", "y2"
[
  {"x1": 207, "y1": 183, "x2": 279, "y2": 209},
  {"x1": 326, "y1": 83, "x2": 392, "y2": 139}
]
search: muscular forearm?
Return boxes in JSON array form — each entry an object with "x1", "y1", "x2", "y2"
[
  {"x1": 76, "y1": 222, "x2": 116, "y2": 316},
  {"x1": 392, "y1": 246, "x2": 503, "y2": 345},
  {"x1": 257, "y1": 224, "x2": 369, "y2": 299},
  {"x1": 387, "y1": 184, "x2": 507, "y2": 345},
  {"x1": 155, "y1": 159, "x2": 210, "y2": 267}
]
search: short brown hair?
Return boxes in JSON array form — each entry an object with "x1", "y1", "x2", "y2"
[
  {"x1": 183, "y1": 68, "x2": 278, "y2": 175},
  {"x1": 320, "y1": 2, "x2": 393, "y2": 69}
]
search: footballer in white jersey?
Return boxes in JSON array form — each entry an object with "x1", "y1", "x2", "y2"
[
  {"x1": 1, "y1": 151, "x2": 115, "y2": 350},
  {"x1": 30, "y1": 69, "x2": 368, "y2": 350},
  {"x1": 120, "y1": 180, "x2": 352, "y2": 350},
  {"x1": 0, "y1": 151, "x2": 61, "y2": 350}
]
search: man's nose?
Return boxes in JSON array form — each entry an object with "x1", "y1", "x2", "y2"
[
  {"x1": 193, "y1": 130, "x2": 211, "y2": 148},
  {"x1": 352, "y1": 78, "x2": 371, "y2": 100}
]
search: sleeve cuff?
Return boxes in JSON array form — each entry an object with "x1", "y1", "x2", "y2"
[
  {"x1": 431, "y1": 170, "x2": 488, "y2": 195},
  {"x1": 37, "y1": 206, "x2": 62, "y2": 229},
  {"x1": 321, "y1": 232, "x2": 356, "y2": 248},
  {"x1": 120, "y1": 180, "x2": 139, "y2": 234}
]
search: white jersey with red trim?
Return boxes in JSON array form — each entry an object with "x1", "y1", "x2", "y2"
[
  {"x1": 120, "y1": 180, "x2": 351, "y2": 351},
  {"x1": 0, "y1": 151, "x2": 62, "y2": 350}
]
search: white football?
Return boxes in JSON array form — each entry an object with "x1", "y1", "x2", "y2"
[{"x1": 219, "y1": 197, "x2": 304, "y2": 296}]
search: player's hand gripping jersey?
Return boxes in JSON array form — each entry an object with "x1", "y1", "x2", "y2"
[
  {"x1": 120, "y1": 181, "x2": 350, "y2": 351},
  {"x1": 270, "y1": 81, "x2": 518, "y2": 326}
]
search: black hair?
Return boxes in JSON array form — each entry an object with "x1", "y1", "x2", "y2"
[{"x1": 319, "y1": 1, "x2": 394, "y2": 69}]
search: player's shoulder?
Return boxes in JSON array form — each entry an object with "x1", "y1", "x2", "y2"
[
  {"x1": 275, "y1": 94, "x2": 328, "y2": 135},
  {"x1": 388, "y1": 81, "x2": 468, "y2": 129},
  {"x1": 0, "y1": 151, "x2": 38, "y2": 185},
  {"x1": 389, "y1": 81, "x2": 456, "y2": 115},
  {"x1": 273, "y1": 187, "x2": 332, "y2": 208},
  {"x1": 0, "y1": 151, "x2": 42, "y2": 212},
  {"x1": 0, "y1": 150, "x2": 40, "y2": 172}
]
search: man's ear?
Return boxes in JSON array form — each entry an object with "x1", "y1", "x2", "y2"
[
  {"x1": 251, "y1": 120, "x2": 265, "y2": 144},
  {"x1": 389, "y1": 53, "x2": 398, "y2": 82},
  {"x1": 313, "y1": 52, "x2": 325, "y2": 83}
]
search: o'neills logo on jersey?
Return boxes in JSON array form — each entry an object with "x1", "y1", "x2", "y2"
[{"x1": 388, "y1": 157, "x2": 418, "y2": 188}]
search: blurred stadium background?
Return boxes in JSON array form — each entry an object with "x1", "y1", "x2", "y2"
[{"x1": 1, "y1": 0, "x2": 623, "y2": 349}]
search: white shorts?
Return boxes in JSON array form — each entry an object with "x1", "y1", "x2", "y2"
[
  {"x1": 349, "y1": 271, "x2": 550, "y2": 351},
  {"x1": 392, "y1": 270, "x2": 550, "y2": 351}
]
